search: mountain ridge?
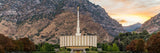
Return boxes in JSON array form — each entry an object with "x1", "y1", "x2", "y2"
[
  {"x1": 0, "y1": 0, "x2": 125, "y2": 44},
  {"x1": 124, "y1": 23, "x2": 141, "y2": 32},
  {"x1": 137, "y1": 13, "x2": 160, "y2": 33}
]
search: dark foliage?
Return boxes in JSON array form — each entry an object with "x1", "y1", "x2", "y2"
[
  {"x1": 0, "y1": 34, "x2": 35, "y2": 53},
  {"x1": 126, "y1": 39, "x2": 145, "y2": 52},
  {"x1": 147, "y1": 32, "x2": 160, "y2": 53},
  {"x1": 113, "y1": 30, "x2": 150, "y2": 51},
  {"x1": 36, "y1": 43, "x2": 56, "y2": 51}
]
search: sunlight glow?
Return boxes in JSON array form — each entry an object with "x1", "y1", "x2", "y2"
[
  {"x1": 89, "y1": 0, "x2": 160, "y2": 26},
  {"x1": 110, "y1": 15, "x2": 150, "y2": 26}
]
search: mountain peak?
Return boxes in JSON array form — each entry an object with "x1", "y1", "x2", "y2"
[
  {"x1": 0, "y1": 0, "x2": 125, "y2": 44},
  {"x1": 124, "y1": 23, "x2": 141, "y2": 32}
]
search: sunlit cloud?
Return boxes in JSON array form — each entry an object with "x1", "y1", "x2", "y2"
[
  {"x1": 119, "y1": 20, "x2": 127, "y2": 24},
  {"x1": 111, "y1": 15, "x2": 149, "y2": 26},
  {"x1": 89, "y1": 0, "x2": 160, "y2": 26}
]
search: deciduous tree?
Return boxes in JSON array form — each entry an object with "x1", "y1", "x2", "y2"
[
  {"x1": 126, "y1": 39, "x2": 137, "y2": 52},
  {"x1": 126, "y1": 39, "x2": 145, "y2": 52},
  {"x1": 19, "y1": 38, "x2": 35, "y2": 51},
  {"x1": 136, "y1": 39, "x2": 145, "y2": 52},
  {"x1": 0, "y1": 45, "x2": 4, "y2": 53},
  {"x1": 0, "y1": 34, "x2": 35, "y2": 52},
  {"x1": 147, "y1": 32, "x2": 160, "y2": 53}
]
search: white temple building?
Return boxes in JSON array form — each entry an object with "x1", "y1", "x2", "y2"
[{"x1": 60, "y1": 7, "x2": 97, "y2": 52}]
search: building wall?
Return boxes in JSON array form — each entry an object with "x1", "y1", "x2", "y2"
[{"x1": 60, "y1": 36, "x2": 97, "y2": 47}]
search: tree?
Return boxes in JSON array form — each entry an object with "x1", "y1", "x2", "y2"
[
  {"x1": 13, "y1": 40, "x2": 24, "y2": 51},
  {"x1": 126, "y1": 39, "x2": 145, "y2": 52},
  {"x1": 5, "y1": 40, "x2": 16, "y2": 51},
  {"x1": 107, "y1": 45, "x2": 112, "y2": 51},
  {"x1": 142, "y1": 30, "x2": 149, "y2": 35},
  {"x1": 126, "y1": 39, "x2": 137, "y2": 52},
  {"x1": 0, "y1": 45, "x2": 4, "y2": 53},
  {"x1": 0, "y1": 34, "x2": 35, "y2": 52},
  {"x1": 112, "y1": 43, "x2": 119, "y2": 51},
  {"x1": 35, "y1": 44, "x2": 42, "y2": 51},
  {"x1": 0, "y1": 34, "x2": 16, "y2": 52},
  {"x1": 102, "y1": 43, "x2": 120, "y2": 51},
  {"x1": 53, "y1": 44, "x2": 60, "y2": 48},
  {"x1": 40, "y1": 43, "x2": 55, "y2": 51},
  {"x1": 136, "y1": 39, "x2": 145, "y2": 52},
  {"x1": 147, "y1": 32, "x2": 160, "y2": 53},
  {"x1": 19, "y1": 38, "x2": 35, "y2": 51},
  {"x1": 97, "y1": 43, "x2": 102, "y2": 48},
  {"x1": 91, "y1": 47, "x2": 97, "y2": 51},
  {"x1": 59, "y1": 47, "x2": 66, "y2": 51},
  {"x1": 0, "y1": 34, "x2": 10, "y2": 46},
  {"x1": 102, "y1": 43, "x2": 108, "y2": 51},
  {"x1": 114, "y1": 31, "x2": 150, "y2": 51},
  {"x1": 66, "y1": 48, "x2": 71, "y2": 51}
]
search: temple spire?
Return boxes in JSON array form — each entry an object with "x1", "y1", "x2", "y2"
[{"x1": 76, "y1": 6, "x2": 81, "y2": 36}]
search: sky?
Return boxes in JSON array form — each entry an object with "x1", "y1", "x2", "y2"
[{"x1": 89, "y1": 0, "x2": 160, "y2": 26}]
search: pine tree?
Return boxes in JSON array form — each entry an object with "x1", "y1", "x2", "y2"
[{"x1": 112, "y1": 43, "x2": 119, "y2": 51}]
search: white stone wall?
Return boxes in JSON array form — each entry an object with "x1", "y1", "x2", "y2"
[{"x1": 60, "y1": 36, "x2": 97, "y2": 47}]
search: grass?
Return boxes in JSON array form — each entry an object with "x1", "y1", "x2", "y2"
[
  {"x1": 7, "y1": 51, "x2": 139, "y2": 53},
  {"x1": 56, "y1": 51, "x2": 70, "y2": 53},
  {"x1": 32, "y1": 51, "x2": 56, "y2": 53},
  {"x1": 87, "y1": 51, "x2": 98, "y2": 53}
]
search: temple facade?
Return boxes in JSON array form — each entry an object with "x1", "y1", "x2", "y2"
[
  {"x1": 60, "y1": 36, "x2": 97, "y2": 48},
  {"x1": 60, "y1": 7, "x2": 97, "y2": 53}
]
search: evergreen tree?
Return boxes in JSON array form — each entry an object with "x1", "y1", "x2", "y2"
[
  {"x1": 102, "y1": 43, "x2": 108, "y2": 51},
  {"x1": 40, "y1": 43, "x2": 54, "y2": 51},
  {"x1": 142, "y1": 30, "x2": 149, "y2": 35},
  {"x1": 112, "y1": 43, "x2": 119, "y2": 51},
  {"x1": 107, "y1": 45, "x2": 112, "y2": 51},
  {"x1": 91, "y1": 47, "x2": 97, "y2": 51}
]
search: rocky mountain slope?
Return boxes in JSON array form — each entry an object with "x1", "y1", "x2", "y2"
[
  {"x1": 0, "y1": 0, "x2": 124, "y2": 44},
  {"x1": 137, "y1": 13, "x2": 160, "y2": 34},
  {"x1": 124, "y1": 23, "x2": 141, "y2": 32}
]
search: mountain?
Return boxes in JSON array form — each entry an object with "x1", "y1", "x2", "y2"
[
  {"x1": 0, "y1": 0, "x2": 125, "y2": 44},
  {"x1": 123, "y1": 23, "x2": 141, "y2": 32},
  {"x1": 137, "y1": 13, "x2": 160, "y2": 34}
]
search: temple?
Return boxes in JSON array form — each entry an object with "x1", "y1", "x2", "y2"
[{"x1": 60, "y1": 7, "x2": 97, "y2": 53}]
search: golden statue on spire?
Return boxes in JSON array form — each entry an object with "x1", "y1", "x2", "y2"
[{"x1": 77, "y1": 6, "x2": 79, "y2": 11}]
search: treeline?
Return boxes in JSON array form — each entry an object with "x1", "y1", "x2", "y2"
[
  {"x1": 97, "y1": 43, "x2": 119, "y2": 51},
  {"x1": 112, "y1": 30, "x2": 160, "y2": 53},
  {"x1": 35, "y1": 43, "x2": 59, "y2": 51},
  {"x1": 126, "y1": 32, "x2": 160, "y2": 53},
  {"x1": 0, "y1": 34, "x2": 35, "y2": 53},
  {"x1": 113, "y1": 30, "x2": 150, "y2": 51},
  {"x1": 0, "y1": 34, "x2": 61, "y2": 53}
]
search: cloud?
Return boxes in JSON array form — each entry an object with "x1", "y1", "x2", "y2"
[
  {"x1": 89, "y1": 0, "x2": 160, "y2": 16},
  {"x1": 119, "y1": 20, "x2": 127, "y2": 23},
  {"x1": 89, "y1": 0, "x2": 160, "y2": 26},
  {"x1": 111, "y1": 15, "x2": 147, "y2": 26}
]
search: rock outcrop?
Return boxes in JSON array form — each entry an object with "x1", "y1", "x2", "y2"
[
  {"x1": 137, "y1": 13, "x2": 160, "y2": 34},
  {"x1": 0, "y1": 0, "x2": 125, "y2": 44}
]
